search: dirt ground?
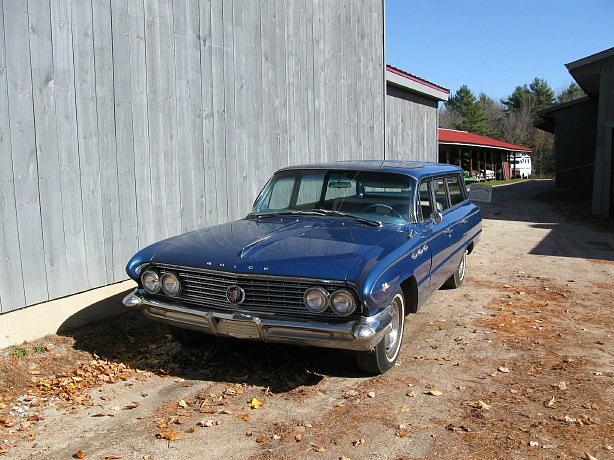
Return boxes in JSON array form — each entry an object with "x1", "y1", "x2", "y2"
[{"x1": 1, "y1": 179, "x2": 613, "y2": 460}]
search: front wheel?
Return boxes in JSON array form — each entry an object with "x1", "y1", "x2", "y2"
[
  {"x1": 443, "y1": 250, "x2": 467, "y2": 289},
  {"x1": 355, "y1": 292, "x2": 405, "y2": 375}
]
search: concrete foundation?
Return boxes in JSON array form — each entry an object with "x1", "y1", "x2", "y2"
[{"x1": 0, "y1": 280, "x2": 136, "y2": 349}]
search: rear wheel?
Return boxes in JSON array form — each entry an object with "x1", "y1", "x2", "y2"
[
  {"x1": 356, "y1": 292, "x2": 405, "y2": 375},
  {"x1": 169, "y1": 326, "x2": 215, "y2": 348},
  {"x1": 443, "y1": 250, "x2": 467, "y2": 289}
]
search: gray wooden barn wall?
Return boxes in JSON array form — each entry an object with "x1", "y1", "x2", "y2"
[
  {"x1": 0, "y1": 0, "x2": 385, "y2": 313},
  {"x1": 385, "y1": 84, "x2": 438, "y2": 162}
]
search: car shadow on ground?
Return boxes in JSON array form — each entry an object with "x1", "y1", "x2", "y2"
[
  {"x1": 478, "y1": 180, "x2": 614, "y2": 261},
  {"x1": 60, "y1": 306, "x2": 365, "y2": 393}
]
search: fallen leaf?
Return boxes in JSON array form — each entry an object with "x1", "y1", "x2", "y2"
[
  {"x1": 272, "y1": 434, "x2": 281, "y2": 440},
  {"x1": 218, "y1": 409, "x2": 234, "y2": 415},
  {"x1": 249, "y1": 397, "x2": 264, "y2": 409},
  {"x1": 556, "y1": 381, "x2": 567, "y2": 391},
  {"x1": 406, "y1": 390, "x2": 416, "y2": 398},
  {"x1": 123, "y1": 402, "x2": 139, "y2": 410},
  {"x1": 344, "y1": 389, "x2": 359, "y2": 398},
  {"x1": 92, "y1": 413, "x2": 113, "y2": 417},
  {"x1": 294, "y1": 433, "x2": 303, "y2": 442},
  {"x1": 74, "y1": 450, "x2": 87, "y2": 459},
  {"x1": 477, "y1": 400, "x2": 491, "y2": 411},
  {"x1": 156, "y1": 430, "x2": 182, "y2": 441},
  {"x1": 397, "y1": 430, "x2": 409, "y2": 438},
  {"x1": 255, "y1": 435, "x2": 268, "y2": 444},
  {"x1": 197, "y1": 419, "x2": 219, "y2": 427},
  {"x1": 584, "y1": 453, "x2": 597, "y2": 460},
  {"x1": 593, "y1": 372, "x2": 603, "y2": 376},
  {"x1": 178, "y1": 399, "x2": 189, "y2": 409},
  {"x1": 367, "y1": 391, "x2": 375, "y2": 398},
  {"x1": 312, "y1": 444, "x2": 327, "y2": 452},
  {"x1": 498, "y1": 366, "x2": 510, "y2": 373},
  {"x1": 400, "y1": 405, "x2": 410, "y2": 412},
  {"x1": 352, "y1": 438, "x2": 365, "y2": 446},
  {"x1": 425, "y1": 389, "x2": 442, "y2": 396},
  {"x1": 545, "y1": 396, "x2": 556, "y2": 408},
  {"x1": 529, "y1": 441, "x2": 539, "y2": 447},
  {"x1": 104, "y1": 454, "x2": 122, "y2": 460},
  {"x1": 238, "y1": 413, "x2": 251, "y2": 422}
]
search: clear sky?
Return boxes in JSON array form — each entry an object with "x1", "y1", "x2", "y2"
[{"x1": 386, "y1": 0, "x2": 614, "y2": 100}]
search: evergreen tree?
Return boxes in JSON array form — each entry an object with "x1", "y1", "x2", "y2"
[
  {"x1": 501, "y1": 84, "x2": 533, "y2": 112},
  {"x1": 446, "y1": 85, "x2": 490, "y2": 135},
  {"x1": 529, "y1": 78, "x2": 555, "y2": 111},
  {"x1": 557, "y1": 82, "x2": 585, "y2": 103}
]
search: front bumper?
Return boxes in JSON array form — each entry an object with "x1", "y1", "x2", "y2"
[{"x1": 123, "y1": 290, "x2": 392, "y2": 351}]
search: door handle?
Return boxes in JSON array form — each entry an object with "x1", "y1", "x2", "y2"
[{"x1": 444, "y1": 228, "x2": 453, "y2": 235}]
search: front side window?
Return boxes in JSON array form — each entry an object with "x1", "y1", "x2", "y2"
[
  {"x1": 418, "y1": 180, "x2": 433, "y2": 221},
  {"x1": 432, "y1": 178, "x2": 450, "y2": 212},
  {"x1": 253, "y1": 170, "x2": 416, "y2": 224},
  {"x1": 446, "y1": 174, "x2": 466, "y2": 207}
]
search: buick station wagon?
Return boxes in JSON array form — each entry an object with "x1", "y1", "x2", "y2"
[{"x1": 123, "y1": 161, "x2": 482, "y2": 374}]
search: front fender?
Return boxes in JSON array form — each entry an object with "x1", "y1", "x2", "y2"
[{"x1": 350, "y1": 236, "x2": 431, "y2": 316}]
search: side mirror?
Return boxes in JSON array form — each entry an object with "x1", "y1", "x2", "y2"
[{"x1": 430, "y1": 211, "x2": 443, "y2": 224}]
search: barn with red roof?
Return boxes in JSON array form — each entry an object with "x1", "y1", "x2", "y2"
[{"x1": 439, "y1": 128, "x2": 531, "y2": 180}]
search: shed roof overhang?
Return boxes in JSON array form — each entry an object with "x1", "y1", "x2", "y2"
[
  {"x1": 386, "y1": 65, "x2": 450, "y2": 102},
  {"x1": 535, "y1": 96, "x2": 593, "y2": 133},
  {"x1": 438, "y1": 128, "x2": 531, "y2": 153},
  {"x1": 565, "y1": 47, "x2": 614, "y2": 98}
]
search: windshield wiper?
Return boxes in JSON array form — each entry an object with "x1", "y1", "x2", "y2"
[
  {"x1": 310, "y1": 209, "x2": 382, "y2": 227},
  {"x1": 250, "y1": 209, "x2": 382, "y2": 227}
]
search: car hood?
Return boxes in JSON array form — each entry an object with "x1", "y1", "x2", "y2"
[{"x1": 145, "y1": 216, "x2": 407, "y2": 282}]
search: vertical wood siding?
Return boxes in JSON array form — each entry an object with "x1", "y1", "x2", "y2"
[
  {"x1": 0, "y1": 0, "x2": 385, "y2": 313},
  {"x1": 385, "y1": 84, "x2": 439, "y2": 162}
]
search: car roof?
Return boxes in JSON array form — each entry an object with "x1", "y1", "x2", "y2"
[{"x1": 277, "y1": 160, "x2": 462, "y2": 179}]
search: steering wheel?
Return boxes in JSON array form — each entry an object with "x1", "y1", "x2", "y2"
[{"x1": 362, "y1": 204, "x2": 403, "y2": 219}]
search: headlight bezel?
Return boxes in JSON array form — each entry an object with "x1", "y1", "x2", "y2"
[
  {"x1": 330, "y1": 289, "x2": 357, "y2": 316},
  {"x1": 141, "y1": 269, "x2": 161, "y2": 294},
  {"x1": 303, "y1": 287, "x2": 330, "y2": 313},
  {"x1": 160, "y1": 272, "x2": 182, "y2": 296}
]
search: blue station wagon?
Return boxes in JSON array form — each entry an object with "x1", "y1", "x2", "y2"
[{"x1": 123, "y1": 161, "x2": 482, "y2": 374}]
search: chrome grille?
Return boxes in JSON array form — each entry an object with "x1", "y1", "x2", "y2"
[{"x1": 151, "y1": 264, "x2": 358, "y2": 320}]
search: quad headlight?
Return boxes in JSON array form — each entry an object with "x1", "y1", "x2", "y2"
[
  {"x1": 141, "y1": 270, "x2": 161, "y2": 294},
  {"x1": 161, "y1": 272, "x2": 181, "y2": 296},
  {"x1": 303, "y1": 287, "x2": 329, "y2": 313},
  {"x1": 330, "y1": 289, "x2": 356, "y2": 316}
]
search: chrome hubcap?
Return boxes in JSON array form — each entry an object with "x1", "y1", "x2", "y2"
[{"x1": 385, "y1": 297, "x2": 402, "y2": 361}]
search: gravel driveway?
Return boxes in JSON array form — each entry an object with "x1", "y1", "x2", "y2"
[{"x1": 1, "y1": 179, "x2": 613, "y2": 460}]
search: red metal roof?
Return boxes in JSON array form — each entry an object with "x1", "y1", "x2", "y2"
[
  {"x1": 386, "y1": 65, "x2": 450, "y2": 94},
  {"x1": 439, "y1": 128, "x2": 531, "y2": 152}
]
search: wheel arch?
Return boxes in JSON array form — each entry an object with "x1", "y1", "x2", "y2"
[{"x1": 400, "y1": 275, "x2": 418, "y2": 314}]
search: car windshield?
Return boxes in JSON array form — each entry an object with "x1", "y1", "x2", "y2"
[{"x1": 251, "y1": 170, "x2": 416, "y2": 224}]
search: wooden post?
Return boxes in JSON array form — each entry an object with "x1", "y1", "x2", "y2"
[
  {"x1": 445, "y1": 147, "x2": 450, "y2": 164},
  {"x1": 512, "y1": 152, "x2": 516, "y2": 178},
  {"x1": 469, "y1": 149, "x2": 473, "y2": 175},
  {"x1": 490, "y1": 151, "x2": 494, "y2": 178},
  {"x1": 458, "y1": 147, "x2": 462, "y2": 168}
]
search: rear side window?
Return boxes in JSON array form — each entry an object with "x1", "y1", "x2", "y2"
[
  {"x1": 432, "y1": 178, "x2": 450, "y2": 212},
  {"x1": 418, "y1": 180, "x2": 433, "y2": 220},
  {"x1": 446, "y1": 174, "x2": 466, "y2": 206}
]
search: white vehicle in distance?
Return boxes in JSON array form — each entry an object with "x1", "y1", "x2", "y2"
[{"x1": 511, "y1": 154, "x2": 532, "y2": 178}]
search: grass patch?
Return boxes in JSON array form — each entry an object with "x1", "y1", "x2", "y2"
[
  {"x1": 11, "y1": 347, "x2": 27, "y2": 359},
  {"x1": 470, "y1": 179, "x2": 527, "y2": 188},
  {"x1": 34, "y1": 345, "x2": 47, "y2": 354}
]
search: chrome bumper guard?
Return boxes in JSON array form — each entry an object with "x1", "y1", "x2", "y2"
[{"x1": 123, "y1": 290, "x2": 392, "y2": 351}]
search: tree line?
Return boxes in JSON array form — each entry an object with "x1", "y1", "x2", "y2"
[{"x1": 440, "y1": 79, "x2": 585, "y2": 176}]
